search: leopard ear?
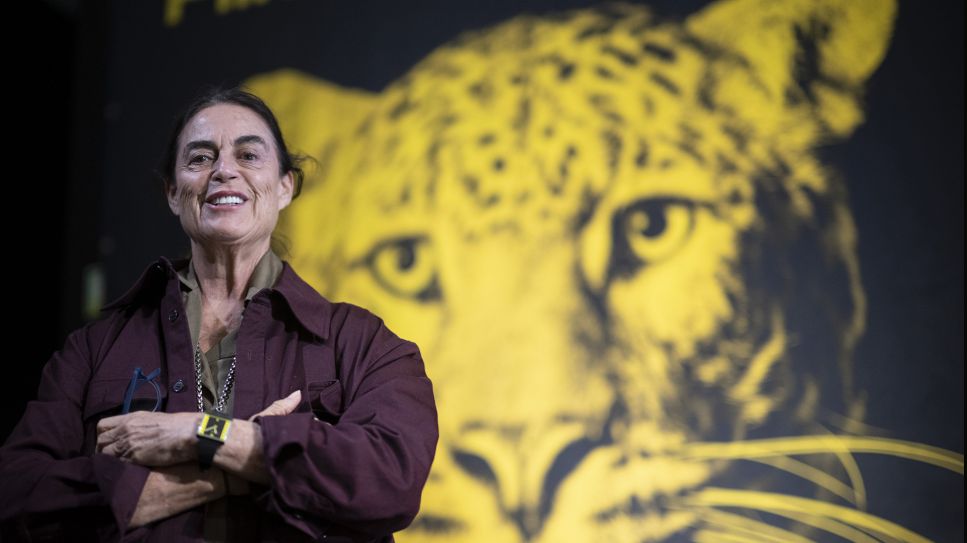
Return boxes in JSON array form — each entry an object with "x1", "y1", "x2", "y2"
[
  {"x1": 686, "y1": 0, "x2": 897, "y2": 140},
  {"x1": 243, "y1": 69, "x2": 380, "y2": 293},
  {"x1": 245, "y1": 68, "x2": 378, "y2": 169}
]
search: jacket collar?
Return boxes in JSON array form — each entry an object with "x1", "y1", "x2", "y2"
[{"x1": 101, "y1": 256, "x2": 332, "y2": 340}]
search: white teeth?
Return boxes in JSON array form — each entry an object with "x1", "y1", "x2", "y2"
[{"x1": 211, "y1": 195, "x2": 244, "y2": 205}]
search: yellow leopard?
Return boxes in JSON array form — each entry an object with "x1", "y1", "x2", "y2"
[{"x1": 247, "y1": 0, "x2": 963, "y2": 540}]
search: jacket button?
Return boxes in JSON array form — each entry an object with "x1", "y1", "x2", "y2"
[
  {"x1": 172, "y1": 379, "x2": 185, "y2": 393},
  {"x1": 168, "y1": 309, "x2": 179, "y2": 322}
]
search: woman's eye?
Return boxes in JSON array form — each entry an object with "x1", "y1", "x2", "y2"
[
  {"x1": 609, "y1": 197, "x2": 697, "y2": 277},
  {"x1": 360, "y1": 236, "x2": 440, "y2": 302},
  {"x1": 188, "y1": 154, "x2": 212, "y2": 165}
]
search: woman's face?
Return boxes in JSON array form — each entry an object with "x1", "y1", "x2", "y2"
[{"x1": 167, "y1": 103, "x2": 294, "y2": 251}]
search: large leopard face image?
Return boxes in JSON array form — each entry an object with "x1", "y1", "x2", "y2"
[{"x1": 249, "y1": 1, "x2": 958, "y2": 540}]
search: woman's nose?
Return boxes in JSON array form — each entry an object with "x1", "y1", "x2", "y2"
[{"x1": 211, "y1": 154, "x2": 239, "y2": 181}]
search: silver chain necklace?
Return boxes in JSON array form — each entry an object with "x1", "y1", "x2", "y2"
[
  {"x1": 195, "y1": 313, "x2": 245, "y2": 414},
  {"x1": 194, "y1": 311, "x2": 242, "y2": 414},
  {"x1": 194, "y1": 342, "x2": 237, "y2": 414}
]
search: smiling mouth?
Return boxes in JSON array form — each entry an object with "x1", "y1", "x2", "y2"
[{"x1": 205, "y1": 194, "x2": 247, "y2": 207}]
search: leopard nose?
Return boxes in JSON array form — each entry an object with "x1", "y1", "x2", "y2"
[
  {"x1": 448, "y1": 421, "x2": 602, "y2": 540},
  {"x1": 449, "y1": 441, "x2": 542, "y2": 538}
]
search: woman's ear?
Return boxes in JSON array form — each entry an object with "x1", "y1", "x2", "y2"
[
  {"x1": 277, "y1": 171, "x2": 295, "y2": 210},
  {"x1": 166, "y1": 181, "x2": 181, "y2": 216}
]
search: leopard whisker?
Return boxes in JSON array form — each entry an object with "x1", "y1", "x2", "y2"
[
  {"x1": 684, "y1": 487, "x2": 931, "y2": 543},
  {"x1": 830, "y1": 436, "x2": 867, "y2": 512},
  {"x1": 692, "y1": 528, "x2": 785, "y2": 543},
  {"x1": 689, "y1": 507, "x2": 815, "y2": 543},
  {"x1": 681, "y1": 436, "x2": 964, "y2": 474},
  {"x1": 742, "y1": 454, "x2": 861, "y2": 506},
  {"x1": 688, "y1": 502, "x2": 885, "y2": 543}
]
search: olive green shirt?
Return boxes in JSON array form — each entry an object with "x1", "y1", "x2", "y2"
[
  {"x1": 176, "y1": 249, "x2": 283, "y2": 416},
  {"x1": 175, "y1": 248, "x2": 283, "y2": 542}
]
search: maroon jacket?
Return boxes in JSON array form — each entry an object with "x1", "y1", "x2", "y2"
[{"x1": 0, "y1": 256, "x2": 438, "y2": 542}]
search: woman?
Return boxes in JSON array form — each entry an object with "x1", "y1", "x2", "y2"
[{"x1": 0, "y1": 88, "x2": 438, "y2": 542}]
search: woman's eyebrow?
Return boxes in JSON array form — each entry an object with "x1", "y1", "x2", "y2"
[
  {"x1": 184, "y1": 135, "x2": 268, "y2": 153},
  {"x1": 234, "y1": 134, "x2": 268, "y2": 148},
  {"x1": 184, "y1": 140, "x2": 217, "y2": 154}
]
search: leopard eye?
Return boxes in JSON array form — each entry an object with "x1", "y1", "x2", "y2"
[
  {"x1": 610, "y1": 197, "x2": 696, "y2": 277},
  {"x1": 362, "y1": 235, "x2": 440, "y2": 301}
]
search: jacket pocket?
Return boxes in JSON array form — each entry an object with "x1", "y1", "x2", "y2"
[
  {"x1": 81, "y1": 377, "x2": 168, "y2": 455},
  {"x1": 83, "y1": 375, "x2": 169, "y2": 419},
  {"x1": 307, "y1": 379, "x2": 343, "y2": 424},
  {"x1": 83, "y1": 378, "x2": 128, "y2": 422}
]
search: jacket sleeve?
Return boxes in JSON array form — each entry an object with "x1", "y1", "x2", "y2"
[
  {"x1": 255, "y1": 310, "x2": 439, "y2": 540},
  {"x1": 0, "y1": 319, "x2": 151, "y2": 542}
]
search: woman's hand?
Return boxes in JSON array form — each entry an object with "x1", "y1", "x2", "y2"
[
  {"x1": 97, "y1": 391, "x2": 300, "y2": 473},
  {"x1": 96, "y1": 412, "x2": 201, "y2": 466},
  {"x1": 216, "y1": 390, "x2": 302, "y2": 485},
  {"x1": 249, "y1": 389, "x2": 302, "y2": 420}
]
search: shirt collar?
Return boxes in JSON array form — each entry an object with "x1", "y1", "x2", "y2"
[
  {"x1": 176, "y1": 249, "x2": 283, "y2": 303},
  {"x1": 102, "y1": 253, "x2": 332, "y2": 340}
]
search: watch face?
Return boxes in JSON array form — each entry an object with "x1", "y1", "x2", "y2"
[{"x1": 198, "y1": 413, "x2": 231, "y2": 442}]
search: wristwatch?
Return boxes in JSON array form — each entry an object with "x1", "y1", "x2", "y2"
[{"x1": 197, "y1": 412, "x2": 232, "y2": 470}]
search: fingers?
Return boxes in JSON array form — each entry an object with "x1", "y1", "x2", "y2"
[
  {"x1": 96, "y1": 414, "x2": 123, "y2": 434},
  {"x1": 101, "y1": 439, "x2": 132, "y2": 461},
  {"x1": 97, "y1": 426, "x2": 132, "y2": 459},
  {"x1": 276, "y1": 390, "x2": 302, "y2": 415},
  {"x1": 250, "y1": 390, "x2": 302, "y2": 420},
  {"x1": 96, "y1": 412, "x2": 144, "y2": 452},
  {"x1": 96, "y1": 427, "x2": 116, "y2": 452},
  {"x1": 96, "y1": 417, "x2": 129, "y2": 453},
  {"x1": 96, "y1": 416, "x2": 132, "y2": 456},
  {"x1": 94, "y1": 412, "x2": 196, "y2": 465}
]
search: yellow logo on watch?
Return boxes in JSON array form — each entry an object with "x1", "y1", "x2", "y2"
[{"x1": 197, "y1": 413, "x2": 231, "y2": 442}]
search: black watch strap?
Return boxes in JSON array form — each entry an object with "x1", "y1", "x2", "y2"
[
  {"x1": 197, "y1": 413, "x2": 232, "y2": 471},
  {"x1": 198, "y1": 436, "x2": 220, "y2": 470}
]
